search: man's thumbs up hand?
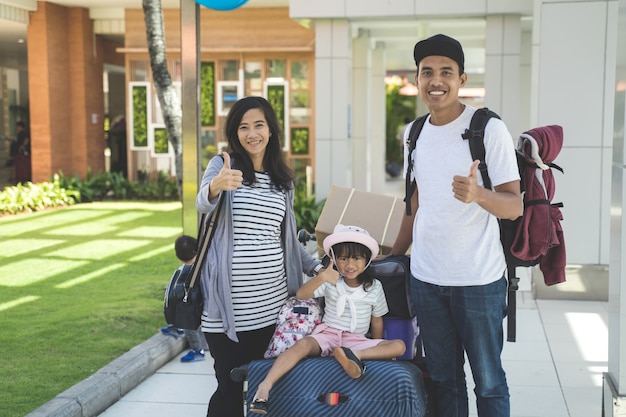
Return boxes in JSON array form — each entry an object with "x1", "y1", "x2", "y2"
[
  {"x1": 452, "y1": 160, "x2": 481, "y2": 203},
  {"x1": 468, "y1": 159, "x2": 479, "y2": 178}
]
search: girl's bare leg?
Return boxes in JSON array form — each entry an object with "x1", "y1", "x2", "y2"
[{"x1": 251, "y1": 336, "x2": 322, "y2": 402}]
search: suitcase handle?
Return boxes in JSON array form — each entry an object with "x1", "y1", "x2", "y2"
[{"x1": 230, "y1": 364, "x2": 249, "y2": 382}]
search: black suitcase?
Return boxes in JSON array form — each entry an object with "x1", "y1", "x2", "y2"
[
  {"x1": 370, "y1": 254, "x2": 421, "y2": 359},
  {"x1": 244, "y1": 357, "x2": 427, "y2": 416},
  {"x1": 370, "y1": 254, "x2": 414, "y2": 319}
]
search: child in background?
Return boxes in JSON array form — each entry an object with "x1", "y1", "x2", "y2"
[
  {"x1": 161, "y1": 235, "x2": 206, "y2": 362},
  {"x1": 248, "y1": 224, "x2": 406, "y2": 415}
]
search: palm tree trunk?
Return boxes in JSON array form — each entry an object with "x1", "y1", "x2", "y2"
[{"x1": 142, "y1": 0, "x2": 183, "y2": 196}]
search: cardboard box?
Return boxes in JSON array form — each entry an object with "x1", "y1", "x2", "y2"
[{"x1": 315, "y1": 185, "x2": 405, "y2": 257}]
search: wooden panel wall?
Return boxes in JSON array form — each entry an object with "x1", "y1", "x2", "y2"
[{"x1": 125, "y1": 7, "x2": 314, "y2": 51}]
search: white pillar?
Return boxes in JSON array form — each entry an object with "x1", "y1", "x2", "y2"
[
  {"x1": 531, "y1": 0, "x2": 614, "y2": 266},
  {"x1": 314, "y1": 19, "x2": 352, "y2": 199},
  {"x1": 528, "y1": 0, "x2": 625, "y2": 411},
  {"x1": 370, "y1": 42, "x2": 386, "y2": 194},
  {"x1": 607, "y1": 0, "x2": 626, "y2": 409},
  {"x1": 607, "y1": 133, "x2": 626, "y2": 409},
  {"x1": 484, "y1": 15, "x2": 521, "y2": 137},
  {"x1": 352, "y1": 29, "x2": 371, "y2": 191}
]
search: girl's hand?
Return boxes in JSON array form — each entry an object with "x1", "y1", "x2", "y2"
[{"x1": 316, "y1": 259, "x2": 339, "y2": 285}]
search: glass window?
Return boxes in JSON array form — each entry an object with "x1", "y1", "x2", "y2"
[
  {"x1": 267, "y1": 59, "x2": 286, "y2": 78},
  {"x1": 171, "y1": 61, "x2": 182, "y2": 82},
  {"x1": 200, "y1": 130, "x2": 217, "y2": 170},
  {"x1": 290, "y1": 91, "x2": 310, "y2": 124},
  {"x1": 244, "y1": 61, "x2": 263, "y2": 96},
  {"x1": 266, "y1": 84, "x2": 286, "y2": 145},
  {"x1": 291, "y1": 158, "x2": 312, "y2": 191},
  {"x1": 291, "y1": 61, "x2": 309, "y2": 90},
  {"x1": 218, "y1": 82, "x2": 240, "y2": 116},
  {"x1": 222, "y1": 60, "x2": 239, "y2": 81},
  {"x1": 130, "y1": 60, "x2": 148, "y2": 82}
]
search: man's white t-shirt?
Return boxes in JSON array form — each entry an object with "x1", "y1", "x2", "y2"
[{"x1": 407, "y1": 105, "x2": 519, "y2": 286}]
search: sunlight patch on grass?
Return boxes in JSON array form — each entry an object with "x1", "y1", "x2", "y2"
[
  {"x1": 129, "y1": 244, "x2": 172, "y2": 262},
  {"x1": 0, "y1": 259, "x2": 88, "y2": 286},
  {"x1": 117, "y1": 226, "x2": 182, "y2": 239},
  {"x1": 43, "y1": 212, "x2": 154, "y2": 236},
  {"x1": 46, "y1": 239, "x2": 153, "y2": 260},
  {"x1": 0, "y1": 210, "x2": 112, "y2": 236},
  {"x1": 0, "y1": 295, "x2": 40, "y2": 312},
  {"x1": 76, "y1": 201, "x2": 182, "y2": 212},
  {"x1": 0, "y1": 239, "x2": 64, "y2": 257},
  {"x1": 55, "y1": 263, "x2": 126, "y2": 289},
  {"x1": 43, "y1": 222, "x2": 120, "y2": 236}
]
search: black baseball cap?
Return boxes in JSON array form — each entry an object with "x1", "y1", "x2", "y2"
[{"x1": 413, "y1": 34, "x2": 465, "y2": 74}]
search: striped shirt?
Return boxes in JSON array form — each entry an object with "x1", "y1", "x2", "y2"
[
  {"x1": 314, "y1": 278, "x2": 388, "y2": 335},
  {"x1": 202, "y1": 172, "x2": 288, "y2": 333}
]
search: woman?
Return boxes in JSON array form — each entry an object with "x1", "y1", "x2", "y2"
[{"x1": 196, "y1": 96, "x2": 326, "y2": 417}]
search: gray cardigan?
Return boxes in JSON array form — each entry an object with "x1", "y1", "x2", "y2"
[{"x1": 196, "y1": 155, "x2": 320, "y2": 342}]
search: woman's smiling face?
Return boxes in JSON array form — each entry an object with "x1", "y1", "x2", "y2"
[{"x1": 238, "y1": 108, "x2": 270, "y2": 168}]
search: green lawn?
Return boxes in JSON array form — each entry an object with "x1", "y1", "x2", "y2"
[{"x1": 0, "y1": 201, "x2": 184, "y2": 417}]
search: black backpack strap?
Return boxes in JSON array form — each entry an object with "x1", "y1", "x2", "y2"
[
  {"x1": 461, "y1": 108, "x2": 523, "y2": 342},
  {"x1": 506, "y1": 267, "x2": 519, "y2": 342},
  {"x1": 461, "y1": 107, "x2": 501, "y2": 190},
  {"x1": 404, "y1": 114, "x2": 428, "y2": 215}
]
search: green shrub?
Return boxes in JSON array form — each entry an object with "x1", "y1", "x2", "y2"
[
  {"x1": 57, "y1": 170, "x2": 179, "y2": 202},
  {"x1": 293, "y1": 184, "x2": 325, "y2": 233},
  {"x1": 0, "y1": 174, "x2": 80, "y2": 215},
  {"x1": 0, "y1": 170, "x2": 180, "y2": 216}
]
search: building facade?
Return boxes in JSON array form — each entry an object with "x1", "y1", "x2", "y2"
[{"x1": 0, "y1": 0, "x2": 621, "y2": 270}]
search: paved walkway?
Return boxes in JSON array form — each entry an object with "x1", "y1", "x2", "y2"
[
  {"x1": 25, "y1": 178, "x2": 609, "y2": 417},
  {"x1": 95, "y1": 290, "x2": 607, "y2": 417}
]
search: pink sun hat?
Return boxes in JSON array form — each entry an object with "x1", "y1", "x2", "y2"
[{"x1": 322, "y1": 224, "x2": 380, "y2": 259}]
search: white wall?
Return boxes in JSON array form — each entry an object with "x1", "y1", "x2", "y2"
[
  {"x1": 533, "y1": 0, "x2": 615, "y2": 265},
  {"x1": 293, "y1": 0, "x2": 617, "y2": 266}
]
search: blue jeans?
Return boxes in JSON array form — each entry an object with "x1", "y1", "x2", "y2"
[{"x1": 411, "y1": 276, "x2": 510, "y2": 417}]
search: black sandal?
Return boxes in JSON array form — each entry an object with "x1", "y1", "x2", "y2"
[
  {"x1": 249, "y1": 398, "x2": 269, "y2": 414},
  {"x1": 334, "y1": 347, "x2": 366, "y2": 378}
]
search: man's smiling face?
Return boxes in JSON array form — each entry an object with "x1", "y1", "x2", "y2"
[{"x1": 415, "y1": 55, "x2": 467, "y2": 114}]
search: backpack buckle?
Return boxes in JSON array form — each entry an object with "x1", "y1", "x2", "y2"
[{"x1": 462, "y1": 129, "x2": 484, "y2": 141}]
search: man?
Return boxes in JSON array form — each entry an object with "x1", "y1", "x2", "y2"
[
  {"x1": 15, "y1": 121, "x2": 30, "y2": 154},
  {"x1": 11, "y1": 121, "x2": 31, "y2": 182},
  {"x1": 388, "y1": 34, "x2": 522, "y2": 417}
]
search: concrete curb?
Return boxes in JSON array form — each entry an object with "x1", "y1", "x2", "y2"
[{"x1": 25, "y1": 333, "x2": 186, "y2": 417}]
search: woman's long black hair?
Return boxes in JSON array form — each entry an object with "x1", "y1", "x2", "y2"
[
  {"x1": 224, "y1": 96, "x2": 293, "y2": 191},
  {"x1": 330, "y1": 242, "x2": 375, "y2": 291}
]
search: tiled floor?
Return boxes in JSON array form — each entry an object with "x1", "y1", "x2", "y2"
[
  {"x1": 98, "y1": 291, "x2": 608, "y2": 417},
  {"x1": 98, "y1": 179, "x2": 609, "y2": 416},
  {"x1": 7, "y1": 133, "x2": 607, "y2": 416}
]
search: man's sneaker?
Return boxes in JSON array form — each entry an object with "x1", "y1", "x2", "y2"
[
  {"x1": 161, "y1": 325, "x2": 184, "y2": 339},
  {"x1": 181, "y1": 349, "x2": 205, "y2": 362}
]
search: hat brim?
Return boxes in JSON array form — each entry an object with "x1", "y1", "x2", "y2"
[{"x1": 323, "y1": 231, "x2": 379, "y2": 259}]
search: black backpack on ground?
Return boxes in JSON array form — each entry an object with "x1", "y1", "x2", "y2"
[{"x1": 404, "y1": 108, "x2": 564, "y2": 342}]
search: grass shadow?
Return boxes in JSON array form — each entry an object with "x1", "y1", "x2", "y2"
[{"x1": 0, "y1": 201, "x2": 184, "y2": 416}]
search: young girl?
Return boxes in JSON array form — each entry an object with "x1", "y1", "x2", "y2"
[{"x1": 249, "y1": 224, "x2": 406, "y2": 415}]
